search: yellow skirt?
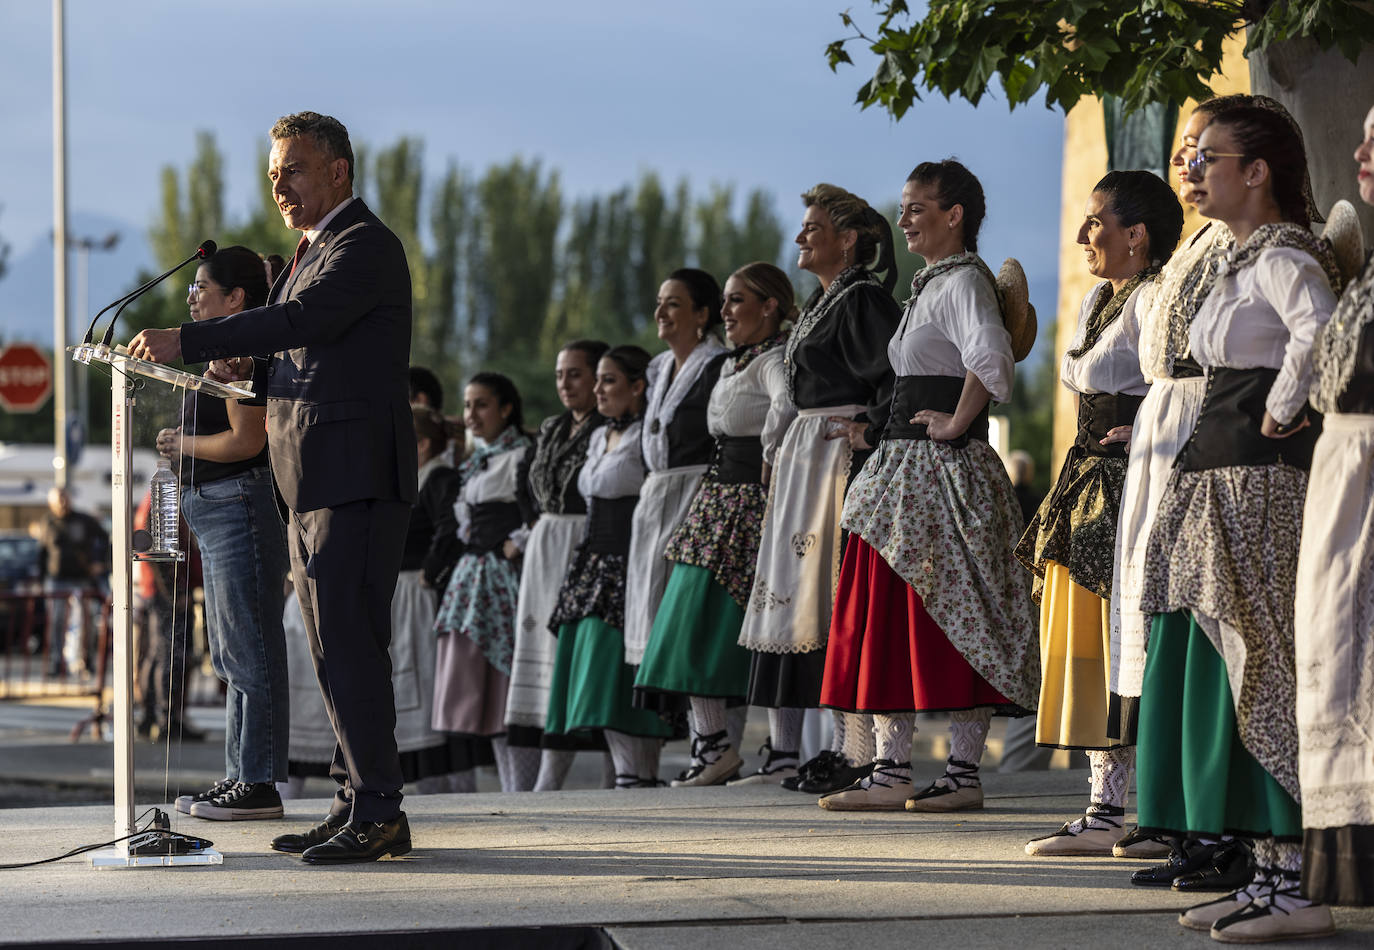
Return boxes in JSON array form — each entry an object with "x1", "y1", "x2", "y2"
[{"x1": 1035, "y1": 560, "x2": 1116, "y2": 749}]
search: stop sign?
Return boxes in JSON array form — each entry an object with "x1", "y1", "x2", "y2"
[{"x1": 0, "y1": 343, "x2": 53, "y2": 413}]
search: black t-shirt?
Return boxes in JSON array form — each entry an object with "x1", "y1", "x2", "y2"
[{"x1": 180, "y1": 388, "x2": 271, "y2": 486}]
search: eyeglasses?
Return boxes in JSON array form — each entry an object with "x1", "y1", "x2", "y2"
[
  {"x1": 1186, "y1": 149, "x2": 1246, "y2": 176},
  {"x1": 187, "y1": 282, "x2": 222, "y2": 297}
]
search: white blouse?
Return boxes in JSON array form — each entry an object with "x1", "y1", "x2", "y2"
[
  {"x1": 455, "y1": 443, "x2": 524, "y2": 546},
  {"x1": 1060, "y1": 280, "x2": 1150, "y2": 397},
  {"x1": 641, "y1": 340, "x2": 728, "y2": 472},
  {"x1": 705, "y1": 348, "x2": 795, "y2": 465},
  {"x1": 579, "y1": 419, "x2": 646, "y2": 501},
  {"x1": 889, "y1": 266, "x2": 1014, "y2": 402},
  {"x1": 1188, "y1": 246, "x2": 1337, "y2": 424}
]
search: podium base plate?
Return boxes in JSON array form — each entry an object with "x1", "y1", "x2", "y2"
[{"x1": 89, "y1": 846, "x2": 224, "y2": 869}]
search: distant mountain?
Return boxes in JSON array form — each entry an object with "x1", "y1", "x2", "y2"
[{"x1": 0, "y1": 212, "x2": 154, "y2": 346}]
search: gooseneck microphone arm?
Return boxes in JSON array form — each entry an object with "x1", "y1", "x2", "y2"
[{"x1": 83, "y1": 240, "x2": 217, "y2": 347}]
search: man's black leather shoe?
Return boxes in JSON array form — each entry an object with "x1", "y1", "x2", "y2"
[
  {"x1": 1131, "y1": 840, "x2": 1215, "y2": 886},
  {"x1": 300, "y1": 814, "x2": 411, "y2": 864},
  {"x1": 1172, "y1": 840, "x2": 1254, "y2": 892},
  {"x1": 270, "y1": 814, "x2": 347, "y2": 854}
]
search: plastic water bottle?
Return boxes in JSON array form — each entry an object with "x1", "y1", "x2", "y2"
[{"x1": 149, "y1": 457, "x2": 180, "y2": 554}]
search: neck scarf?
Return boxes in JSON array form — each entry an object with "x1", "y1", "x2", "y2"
[
  {"x1": 1067, "y1": 268, "x2": 1159, "y2": 360},
  {"x1": 458, "y1": 423, "x2": 526, "y2": 482},
  {"x1": 728, "y1": 328, "x2": 789, "y2": 374}
]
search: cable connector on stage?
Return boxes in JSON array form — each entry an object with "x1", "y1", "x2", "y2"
[{"x1": 127, "y1": 830, "x2": 215, "y2": 857}]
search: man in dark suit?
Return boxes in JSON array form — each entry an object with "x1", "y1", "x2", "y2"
[{"x1": 130, "y1": 111, "x2": 417, "y2": 864}]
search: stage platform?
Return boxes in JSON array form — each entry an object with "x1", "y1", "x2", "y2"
[{"x1": 2, "y1": 771, "x2": 1372, "y2": 948}]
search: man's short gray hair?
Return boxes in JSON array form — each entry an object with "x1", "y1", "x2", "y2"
[{"x1": 271, "y1": 111, "x2": 354, "y2": 184}]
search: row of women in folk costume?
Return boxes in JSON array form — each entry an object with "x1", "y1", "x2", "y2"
[{"x1": 1012, "y1": 93, "x2": 1374, "y2": 944}]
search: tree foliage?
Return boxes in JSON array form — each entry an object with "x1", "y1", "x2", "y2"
[{"x1": 825, "y1": 1, "x2": 1374, "y2": 118}]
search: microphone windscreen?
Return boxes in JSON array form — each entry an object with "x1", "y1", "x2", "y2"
[{"x1": 198, "y1": 240, "x2": 217, "y2": 259}]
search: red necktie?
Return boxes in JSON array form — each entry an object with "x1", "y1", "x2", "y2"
[{"x1": 289, "y1": 234, "x2": 310, "y2": 276}]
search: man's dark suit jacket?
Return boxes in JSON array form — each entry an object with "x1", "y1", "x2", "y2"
[{"x1": 180, "y1": 198, "x2": 418, "y2": 512}]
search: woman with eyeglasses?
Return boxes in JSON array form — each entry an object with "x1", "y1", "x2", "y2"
[
  {"x1": 738, "y1": 184, "x2": 900, "y2": 794},
  {"x1": 816, "y1": 160, "x2": 1037, "y2": 813},
  {"x1": 1293, "y1": 102, "x2": 1374, "y2": 910},
  {"x1": 1137, "y1": 105, "x2": 1342, "y2": 942},
  {"x1": 1016, "y1": 170, "x2": 1183, "y2": 854},
  {"x1": 155, "y1": 246, "x2": 290, "y2": 822},
  {"x1": 1111, "y1": 95, "x2": 1314, "y2": 885}
]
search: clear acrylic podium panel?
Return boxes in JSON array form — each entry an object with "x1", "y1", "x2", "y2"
[{"x1": 70, "y1": 343, "x2": 246, "y2": 868}]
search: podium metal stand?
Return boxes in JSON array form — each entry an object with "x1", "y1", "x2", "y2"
[{"x1": 70, "y1": 343, "x2": 252, "y2": 868}]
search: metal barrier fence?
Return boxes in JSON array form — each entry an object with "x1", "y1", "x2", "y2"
[{"x1": 0, "y1": 589, "x2": 111, "y2": 738}]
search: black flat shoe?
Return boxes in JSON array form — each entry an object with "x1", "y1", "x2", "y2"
[
  {"x1": 1172, "y1": 840, "x2": 1254, "y2": 892},
  {"x1": 1131, "y1": 840, "x2": 1214, "y2": 887},
  {"x1": 301, "y1": 814, "x2": 412, "y2": 865},
  {"x1": 797, "y1": 760, "x2": 873, "y2": 795},
  {"x1": 270, "y1": 814, "x2": 347, "y2": 854},
  {"x1": 781, "y1": 750, "x2": 842, "y2": 792}
]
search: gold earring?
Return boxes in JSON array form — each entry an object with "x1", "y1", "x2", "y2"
[{"x1": 1128, "y1": 246, "x2": 1135, "y2": 257}]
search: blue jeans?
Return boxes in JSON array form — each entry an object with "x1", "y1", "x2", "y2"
[{"x1": 183, "y1": 467, "x2": 290, "y2": 783}]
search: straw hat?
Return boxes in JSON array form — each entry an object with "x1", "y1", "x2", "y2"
[
  {"x1": 1322, "y1": 199, "x2": 1365, "y2": 289},
  {"x1": 996, "y1": 257, "x2": 1037, "y2": 362}
]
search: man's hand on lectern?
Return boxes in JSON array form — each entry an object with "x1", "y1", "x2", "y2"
[
  {"x1": 128, "y1": 327, "x2": 182, "y2": 363},
  {"x1": 206, "y1": 358, "x2": 254, "y2": 383}
]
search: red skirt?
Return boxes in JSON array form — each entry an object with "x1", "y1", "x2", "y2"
[{"x1": 821, "y1": 536, "x2": 1011, "y2": 713}]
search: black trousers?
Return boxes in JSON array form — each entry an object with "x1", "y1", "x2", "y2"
[{"x1": 288, "y1": 499, "x2": 408, "y2": 823}]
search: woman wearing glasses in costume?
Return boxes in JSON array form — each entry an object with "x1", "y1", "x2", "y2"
[{"x1": 1138, "y1": 106, "x2": 1342, "y2": 942}]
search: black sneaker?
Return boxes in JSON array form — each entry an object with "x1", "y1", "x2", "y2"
[
  {"x1": 190, "y1": 781, "x2": 284, "y2": 821},
  {"x1": 175, "y1": 777, "x2": 235, "y2": 816}
]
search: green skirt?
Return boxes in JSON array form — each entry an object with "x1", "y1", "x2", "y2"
[
  {"x1": 1137, "y1": 610, "x2": 1301, "y2": 838},
  {"x1": 546, "y1": 616, "x2": 673, "y2": 739},
  {"x1": 635, "y1": 563, "x2": 751, "y2": 699}
]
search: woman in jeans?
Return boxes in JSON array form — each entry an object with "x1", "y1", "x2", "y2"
[{"x1": 157, "y1": 245, "x2": 290, "y2": 821}]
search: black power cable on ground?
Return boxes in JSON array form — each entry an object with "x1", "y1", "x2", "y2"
[{"x1": 0, "y1": 807, "x2": 215, "y2": 869}]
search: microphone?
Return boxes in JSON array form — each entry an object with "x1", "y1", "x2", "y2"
[{"x1": 82, "y1": 240, "x2": 216, "y2": 347}]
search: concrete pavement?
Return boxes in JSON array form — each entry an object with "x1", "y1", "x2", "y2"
[{"x1": 1, "y1": 772, "x2": 1372, "y2": 947}]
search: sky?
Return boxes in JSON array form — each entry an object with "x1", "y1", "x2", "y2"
[{"x1": 0, "y1": 0, "x2": 1065, "y2": 349}]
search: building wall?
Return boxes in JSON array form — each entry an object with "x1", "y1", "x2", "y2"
[{"x1": 1051, "y1": 39, "x2": 1250, "y2": 462}]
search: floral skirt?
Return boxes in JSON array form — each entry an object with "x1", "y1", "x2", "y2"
[
  {"x1": 1034, "y1": 561, "x2": 1121, "y2": 750},
  {"x1": 506, "y1": 514, "x2": 584, "y2": 730},
  {"x1": 839, "y1": 438, "x2": 1039, "y2": 711},
  {"x1": 623, "y1": 466, "x2": 707, "y2": 665},
  {"x1": 549, "y1": 551, "x2": 627, "y2": 633},
  {"x1": 433, "y1": 550, "x2": 520, "y2": 676},
  {"x1": 1142, "y1": 463, "x2": 1306, "y2": 798},
  {"x1": 663, "y1": 480, "x2": 767, "y2": 608},
  {"x1": 821, "y1": 536, "x2": 1015, "y2": 714},
  {"x1": 635, "y1": 563, "x2": 750, "y2": 700},
  {"x1": 546, "y1": 616, "x2": 674, "y2": 739},
  {"x1": 1137, "y1": 610, "x2": 1302, "y2": 839}
]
